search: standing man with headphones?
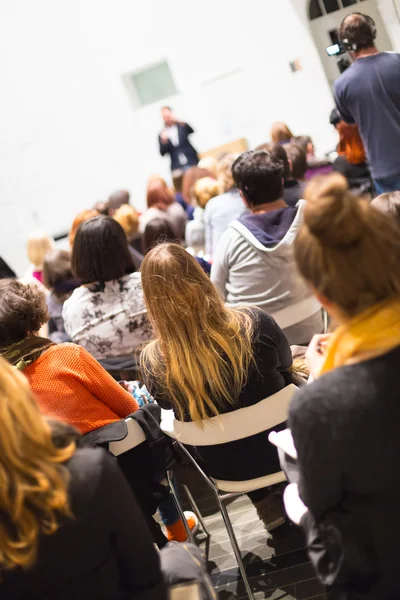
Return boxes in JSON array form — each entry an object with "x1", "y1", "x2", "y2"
[{"x1": 334, "y1": 13, "x2": 400, "y2": 194}]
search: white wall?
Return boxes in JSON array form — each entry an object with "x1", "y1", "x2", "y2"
[{"x1": 0, "y1": 0, "x2": 341, "y2": 274}]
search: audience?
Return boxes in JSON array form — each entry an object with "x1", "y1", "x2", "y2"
[
  {"x1": 198, "y1": 156, "x2": 218, "y2": 178},
  {"x1": 172, "y1": 168, "x2": 195, "y2": 220},
  {"x1": 0, "y1": 357, "x2": 167, "y2": 600},
  {"x1": 211, "y1": 150, "x2": 323, "y2": 345},
  {"x1": 204, "y1": 153, "x2": 247, "y2": 257},
  {"x1": 43, "y1": 249, "x2": 80, "y2": 343},
  {"x1": 329, "y1": 108, "x2": 371, "y2": 192},
  {"x1": 142, "y1": 218, "x2": 178, "y2": 255},
  {"x1": 24, "y1": 231, "x2": 54, "y2": 286},
  {"x1": 69, "y1": 209, "x2": 100, "y2": 248},
  {"x1": 263, "y1": 143, "x2": 304, "y2": 207},
  {"x1": 271, "y1": 121, "x2": 293, "y2": 145},
  {"x1": 107, "y1": 189, "x2": 130, "y2": 215},
  {"x1": 0, "y1": 279, "x2": 138, "y2": 433},
  {"x1": 285, "y1": 144, "x2": 307, "y2": 195},
  {"x1": 141, "y1": 243, "x2": 293, "y2": 531},
  {"x1": 182, "y1": 166, "x2": 214, "y2": 205},
  {"x1": 142, "y1": 178, "x2": 187, "y2": 239},
  {"x1": 113, "y1": 203, "x2": 143, "y2": 269},
  {"x1": 288, "y1": 173, "x2": 400, "y2": 597},
  {"x1": 371, "y1": 191, "x2": 400, "y2": 226},
  {"x1": 185, "y1": 176, "x2": 222, "y2": 254},
  {"x1": 295, "y1": 135, "x2": 333, "y2": 180},
  {"x1": 63, "y1": 216, "x2": 151, "y2": 366}
]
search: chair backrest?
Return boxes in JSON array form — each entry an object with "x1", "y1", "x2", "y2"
[
  {"x1": 161, "y1": 384, "x2": 297, "y2": 446},
  {"x1": 108, "y1": 417, "x2": 146, "y2": 457},
  {"x1": 169, "y1": 582, "x2": 202, "y2": 600}
]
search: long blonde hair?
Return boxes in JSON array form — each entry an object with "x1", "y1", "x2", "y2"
[
  {"x1": 140, "y1": 243, "x2": 255, "y2": 422},
  {"x1": 295, "y1": 174, "x2": 400, "y2": 318},
  {"x1": 0, "y1": 358, "x2": 75, "y2": 569}
]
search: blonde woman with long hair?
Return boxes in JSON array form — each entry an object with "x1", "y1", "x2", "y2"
[
  {"x1": 287, "y1": 174, "x2": 400, "y2": 598},
  {"x1": 140, "y1": 243, "x2": 294, "y2": 531},
  {"x1": 0, "y1": 357, "x2": 167, "y2": 599}
]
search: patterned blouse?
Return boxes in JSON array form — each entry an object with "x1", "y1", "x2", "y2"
[{"x1": 63, "y1": 273, "x2": 152, "y2": 360}]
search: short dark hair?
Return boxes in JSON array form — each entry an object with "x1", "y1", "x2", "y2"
[
  {"x1": 0, "y1": 279, "x2": 49, "y2": 347},
  {"x1": 72, "y1": 216, "x2": 135, "y2": 284},
  {"x1": 232, "y1": 151, "x2": 284, "y2": 206},
  {"x1": 161, "y1": 106, "x2": 172, "y2": 112},
  {"x1": 294, "y1": 135, "x2": 313, "y2": 153},
  {"x1": 339, "y1": 13, "x2": 376, "y2": 52},
  {"x1": 285, "y1": 144, "x2": 308, "y2": 180}
]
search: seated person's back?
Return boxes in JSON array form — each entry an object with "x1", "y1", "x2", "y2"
[
  {"x1": 0, "y1": 279, "x2": 138, "y2": 434},
  {"x1": 211, "y1": 150, "x2": 322, "y2": 345},
  {"x1": 0, "y1": 360, "x2": 166, "y2": 600},
  {"x1": 140, "y1": 243, "x2": 293, "y2": 482},
  {"x1": 63, "y1": 216, "x2": 152, "y2": 361}
]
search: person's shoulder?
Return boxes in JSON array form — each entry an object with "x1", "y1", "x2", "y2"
[
  {"x1": 48, "y1": 342, "x2": 90, "y2": 364},
  {"x1": 334, "y1": 63, "x2": 358, "y2": 92}
]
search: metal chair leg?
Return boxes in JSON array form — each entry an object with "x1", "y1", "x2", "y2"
[
  {"x1": 215, "y1": 493, "x2": 255, "y2": 600},
  {"x1": 167, "y1": 471, "x2": 196, "y2": 545},
  {"x1": 183, "y1": 484, "x2": 210, "y2": 538}
]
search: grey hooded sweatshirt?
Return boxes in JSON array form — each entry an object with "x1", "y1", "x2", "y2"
[{"x1": 211, "y1": 201, "x2": 322, "y2": 345}]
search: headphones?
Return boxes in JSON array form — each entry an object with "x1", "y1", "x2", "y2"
[{"x1": 341, "y1": 13, "x2": 377, "y2": 52}]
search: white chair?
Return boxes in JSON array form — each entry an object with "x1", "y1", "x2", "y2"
[
  {"x1": 161, "y1": 384, "x2": 298, "y2": 600},
  {"x1": 108, "y1": 417, "x2": 196, "y2": 545}
]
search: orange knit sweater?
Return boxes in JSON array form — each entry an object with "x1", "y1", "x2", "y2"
[{"x1": 24, "y1": 344, "x2": 139, "y2": 434}]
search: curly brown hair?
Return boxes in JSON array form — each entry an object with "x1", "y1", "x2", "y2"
[{"x1": 0, "y1": 280, "x2": 49, "y2": 347}]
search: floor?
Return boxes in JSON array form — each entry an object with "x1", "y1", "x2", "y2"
[{"x1": 174, "y1": 464, "x2": 327, "y2": 600}]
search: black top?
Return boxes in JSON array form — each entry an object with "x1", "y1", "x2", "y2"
[
  {"x1": 283, "y1": 180, "x2": 306, "y2": 207},
  {"x1": 158, "y1": 123, "x2": 199, "y2": 171},
  {"x1": 0, "y1": 256, "x2": 16, "y2": 279},
  {"x1": 0, "y1": 448, "x2": 167, "y2": 600},
  {"x1": 148, "y1": 309, "x2": 293, "y2": 480},
  {"x1": 289, "y1": 346, "x2": 400, "y2": 597},
  {"x1": 333, "y1": 155, "x2": 371, "y2": 188},
  {"x1": 334, "y1": 52, "x2": 400, "y2": 179}
]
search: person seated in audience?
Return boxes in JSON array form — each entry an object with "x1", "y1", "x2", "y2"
[
  {"x1": 284, "y1": 143, "x2": 308, "y2": 200},
  {"x1": 141, "y1": 177, "x2": 187, "y2": 240},
  {"x1": 69, "y1": 209, "x2": 100, "y2": 248},
  {"x1": 23, "y1": 230, "x2": 54, "y2": 286},
  {"x1": 113, "y1": 203, "x2": 143, "y2": 269},
  {"x1": 185, "y1": 177, "x2": 222, "y2": 255},
  {"x1": 262, "y1": 143, "x2": 304, "y2": 207},
  {"x1": 43, "y1": 249, "x2": 80, "y2": 343},
  {"x1": 0, "y1": 357, "x2": 167, "y2": 600},
  {"x1": 141, "y1": 243, "x2": 294, "y2": 531},
  {"x1": 107, "y1": 188, "x2": 130, "y2": 216},
  {"x1": 211, "y1": 150, "x2": 323, "y2": 345},
  {"x1": 330, "y1": 108, "x2": 371, "y2": 191},
  {"x1": 142, "y1": 218, "x2": 178, "y2": 255},
  {"x1": 181, "y1": 166, "x2": 215, "y2": 205},
  {"x1": 172, "y1": 169, "x2": 195, "y2": 220},
  {"x1": 295, "y1": 135, "x2": 333, "y2": 180},
  {"x1": 288, "y1": 174, "x2": 400, "y2": 599},
  {"x1": 0, "y1": 279, "x2": 138, "y2": 432},
  {"x1": 371, "y1": 191, "x2": 400, "y2": 226},
  {"x1": 197, "y1": 155, "x2": 218, "y2": 178},
  {"x1": 64, "y1": 216, "x2": 151, "y2": 365},
  {"x1": 204, "y1": 153, "x2": 247, "y2": 257},
  {"x1": 271, "y1": 121, "x2": 293, "y2": 145}
]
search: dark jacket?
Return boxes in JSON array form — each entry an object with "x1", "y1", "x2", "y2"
[
  {"x1": 290, "y1": 346, "x2": 400, "y2": 598},
  {"x1": 159, "y1": 123, "x2": 198, "y2": 171},
  {"x1": 0, "y1": 448, "x2": 167, "y2": 600}
]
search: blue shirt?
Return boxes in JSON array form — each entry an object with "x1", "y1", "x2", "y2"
[{"x1": 334, "y1": 52, "x2": 400, "y2": 179}]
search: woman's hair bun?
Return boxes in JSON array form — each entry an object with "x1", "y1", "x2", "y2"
[{"x1": 303, "y1": 173, "x2": 365, "y2": 247}]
